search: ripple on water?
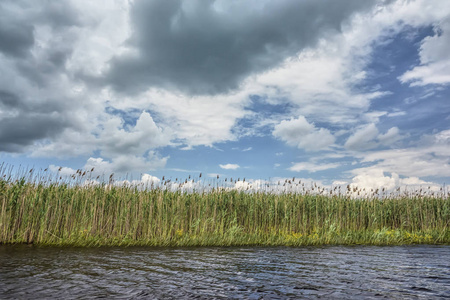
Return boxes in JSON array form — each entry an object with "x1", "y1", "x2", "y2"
[{"x1": 0, "y1": 245, "x2": 449, "y2": 299}]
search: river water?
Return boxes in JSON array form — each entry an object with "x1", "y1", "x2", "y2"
[{"x1": 1, "y1": 245, "x2": 449, "y2": 299}]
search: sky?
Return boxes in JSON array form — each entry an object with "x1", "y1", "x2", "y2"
[{"x1": 0, "y1": 0, "x2": 449, "y2": 190}]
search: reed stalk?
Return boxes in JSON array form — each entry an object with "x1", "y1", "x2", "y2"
[{"x1": 0, "y1": 169, "x2": 448, "y2": 247}]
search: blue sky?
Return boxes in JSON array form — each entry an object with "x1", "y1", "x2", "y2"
[{"x1": 0, "y1": 0, "x2": 449, "y2": 190}]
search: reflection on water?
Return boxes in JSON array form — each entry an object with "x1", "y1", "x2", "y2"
[{"x1": 1, "y1": 245, "x2": 449, "y2": 299}]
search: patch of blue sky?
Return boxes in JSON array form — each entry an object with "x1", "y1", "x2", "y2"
[
  {"x1": 362, "y1": 26, "x2": 445, "y2": 120},
  {"x1": 351, "y1": 24, "x2": 449, "y2": 141},
  {"x1": 0, "y1": 153, "x2": 87, "y2": 175},
  {"x1": 105, "y1": 105, "x2": 143, "y2": 128},
  {"x1": 233, "y1": 95, "x2": 295, "y2": 136}
]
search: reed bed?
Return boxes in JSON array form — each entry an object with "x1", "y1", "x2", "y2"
[{"x1": 0, "y1": 167, "x2": 449, "y2": 247}]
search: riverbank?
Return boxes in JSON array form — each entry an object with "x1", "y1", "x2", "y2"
[{"x1": 1, "y1": 176, "x2": 449, "y2": 247}]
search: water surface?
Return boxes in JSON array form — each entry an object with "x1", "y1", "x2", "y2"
[{"x1": 1, "y1": 245, "x2": 449, "y2": 299}]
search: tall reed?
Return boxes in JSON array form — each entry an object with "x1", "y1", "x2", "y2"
[{"x1": 0, "y1": 168, "x2": 448, "y2": 246}]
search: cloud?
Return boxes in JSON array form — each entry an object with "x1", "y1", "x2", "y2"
[
  {"x1": 350, "y1": 168, "x2": 399, "y2": 190},
  {"x1": 138, "y1": 89, "x2": 249, "y2": 148},
  {"x1": 244, "y1": 0, "x2": 450, "y2": 133},
  {"x1": 273, "y1": 116, "x2": 335, "y2": 151},
  {"x1": 387, "y1": 111, "x2": 406, "y2": 117},
  {"x1": 103, "y1": 87, "x2": 251, "y2": 149},
  {"x1": 0, "y1": 2, "x2": 34, "y2": 58},
  {"x1": 350, "y1": 129, "x2": 450, "y2": 179},
  {"x1": 252, "y1": 177, "x2": 328, "y2": 194},
  {"x1": 0, "y1": 0, "x2": 96, "y2": 153},
  {"x1": 399, "y1": 17, "x2": 450, "y2": 86},
  {"x1": 96, "y1": 111, "x2": 171, "y2": 157},
  {"x1": 434, "y1": 129, "x2": 450, "y2": 143},
  {"x1": 109, "y1": 173, "x2": 162, "y2": 189},
  {"x1": 103, "y1": 0, "x2": 378, "y2": 95},
  {"x1": 344, "y1": 123, "x2": 402, "y2": 150},
  {"x1": 248, "y1": 22, "x2": 388, "y2": 126},
  {"x1": 48, "y1": 165, "x2": 77, "y2": 177},
  {"x1": 84, "y1": 152, "x2": 169, "y2": 176},
  {"x1": 66, "y1": 172, "x2": 162, "y2": 189},
  {"x1": 0, "y1": 0, "x2": 449, "y2": 184},
  {"x1": 349, "y1": 168, "x2": 441, "y2": 191},
  {"x1": 289, "y1": 162, "x2": 341, "y2": 173},
  {"x1": 30, "y1": 109, "x2": 172, "y2": 165},
  {"x1": 358, "y1": 149, "x2": 450, "y2": 178},
  {"x1": 0, "y1": 0, "x2": 83, "y2": 69},
  {"x1": 344, "y1": 123, "x2": 379, "y2": 150},
  {"x1": 139, "y1": 173, "x2": 161, "y2": 185},
  {"x1": 219, "y1": 163, "x2": 240, "y2": 170},
  {"x1": 0, "y1": 90, "x2": 74, "y2": 152},
  {"x1": 378, "y1": 127, "x2": 401, "y2": 145}
]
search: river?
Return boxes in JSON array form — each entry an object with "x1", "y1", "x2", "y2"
[{"x1": 1, "y1": 245, "x2": 449, "y2": 299}]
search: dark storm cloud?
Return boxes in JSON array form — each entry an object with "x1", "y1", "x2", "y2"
[
  {"x1": 0, "y1": 90, "x2": 72, "y2": 152},
  {"x1": 0, "y1": 10, "x2": 34, "y2": 58},
  {"x1": 0, "y1": 0, "x2": 81, "y2": 59},
  {"x1": 0, "y1": 1, "x2": 86, "y2": 153},
  {"x1": 105, "y1": 0, "x2": 378, "y2": 95}
]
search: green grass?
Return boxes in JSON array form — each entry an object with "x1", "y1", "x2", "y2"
[{"x1": 0, "y1": 168, "x2": 449, "y2": 247}]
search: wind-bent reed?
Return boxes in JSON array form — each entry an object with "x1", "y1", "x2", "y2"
[{"x1": 0, "y1": 167, "x2": 449, "y2": 247}]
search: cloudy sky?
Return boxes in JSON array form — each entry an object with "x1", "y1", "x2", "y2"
[{"x1": 1, "y1": 0, "x2": 449, "y2": 189}]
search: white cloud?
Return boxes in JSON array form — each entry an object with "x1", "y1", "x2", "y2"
[
  {"x1": 350, "y1": 129, "x2": 450, "y2": 179},
  {"x1": 140, "y1": 173, "x2": 161, "y2": 185},
  {"x1": 273, "y1": 116, "x2": 335, "y2": 151},
  {"x1": 174, "y1": 179, "x2": 205, "y2": 192},
  {"x1": 96, "y1": 110, "x2": 171, "y2": 157},
  {"x1": 344, "y1": 124, "x2": 402, "y2": 150},
  {"x1": 350, "y1": 168, "x2": 399, "y2": 190},
  {"x1": 34, "y1": 110, "x2": 172, "y2": 174},
  {"x1": 31, "y1": 128, "x2": 98, "y2": 158},
  {"x1": 387, "y1": 111, "x2": 406, "y2": 117},
  {"x1": 251, "y1": 44, "x2": 377, "y2": 125},
  {"x1": 84, "y1": 152, "x2": 168, "y2": 176},
  {"x1": 289, "y1": 162, "x2": 341, "y2": 173},
  {"x1": 49, "y1": 165, "x2": 76, "y2": 177},
  {"x1": 434, "y1": 129, "x2": 450, "y2": 143},
  {"x1": 108, "y1": 88, "x2": 250, "y2": 149},
  {"x1": 113, "y1": 173, "x2": 161, "y2": 189},
  {"x1": 345, "y1": 123, "x2": 379, "y2": 150},
  {"x1": 231, "y1": 179, "x2": 271, "y2": 192},
  {"x1": 332, "y1": 180, "x2": 348, "y2": 186},
  {"x1": 399, "y1": 17, "x2": 450, "y2": 86},
  {"x1": 357, "y1": 148, "x2": 449, "y2": 178},
  {"x1": 219, "y1": 163, "x2": 240, "y2": 170},
  {"x1": 349, "y1": 168, "x2": 441, "y2": 191},
  {"x1": 378, "y1": 127, "x2": 401, "y2": 145},
  {"x1": 67, "y1": 0, "x2": 132, "y2": 77},
  {"x1": 363, "y1": 111, "x2": 388, "y2": 124},
  {"x1": 352, "y1": 169, "x2": 398, "y2": 190},
  {"x1": 233, "y1": 180, "x2": 253, "y2": 191}
]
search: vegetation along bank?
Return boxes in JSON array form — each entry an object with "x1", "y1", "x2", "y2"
[{"x1": 1, "y1": 168, "x2": 449, "y2": 247}]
